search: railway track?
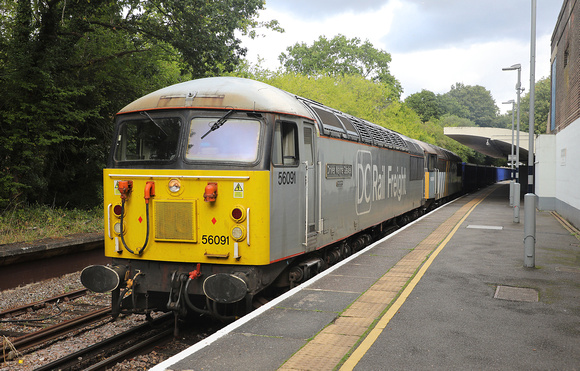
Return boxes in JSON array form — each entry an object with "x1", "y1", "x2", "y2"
[
  {"x1": 0, "y1": 288, "x2": 88, "y2": 320},
  {"x1": 1, "y1": 289, "x2": 112, "y2": 363},
  {"x1": 34, "y1": 313, "x2": 174, "y2": 371},
  {"x1": 1, "y1": 289, "x2": 177, "y2": 370},
  {"x1": 2, "y1": 307, "x2": 112, "y2": 362},
  {"x1": 0, "y1": 236, "x2": 216, "y2": 370}
]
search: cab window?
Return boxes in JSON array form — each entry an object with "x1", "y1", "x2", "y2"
[
  {"x1": 272, "y1": 121, "x2": 299, "y2": 166},
  {"x1": 114, "y1": 117, "x2": 181, "y2": 161},
  {"x1": 427, "y1": 154, "x2": 438, "y2": 171},
  {"x1": 186, "y1": 117, "x2": 261, "y2": 163},
  {"x1": 303, "y1": 126, "x2": 314, "y2": 166}
]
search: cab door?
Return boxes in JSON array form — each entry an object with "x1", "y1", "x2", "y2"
[
  {"x1": 428, "y1": 154, "x2": 439, "y2": 199},
  {"x1": 301, "y1": 123, "x2": 318, "y2": 250},
  {"x1": 270, "y1": 120, "x2": 302, "y2": 260}
]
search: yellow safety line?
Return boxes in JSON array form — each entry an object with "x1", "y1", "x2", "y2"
[
  {"x1": 550, "y1": 211, "x2": 580, "y2": 241},
  {"x1": 340, "y1": 190, "x2": 492, "y2": 370}
]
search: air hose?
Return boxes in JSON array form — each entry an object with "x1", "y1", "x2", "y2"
[
  {"x1": 119, "y1": 181, "x2": 155, "y2": 255},
  {"x1": 120, "y1": 198, "x2": 150, "y2": 255}
]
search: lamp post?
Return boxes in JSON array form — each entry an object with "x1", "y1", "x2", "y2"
[
  {"x1": 502, "y1": 99, "x2": 515, "y2": 206},
  {"x1": 502, "y1": 63, "x2": 522, "y2": 223},
  {"x1": 524, "y1": 0, "x2": 537, "y2": 268}
]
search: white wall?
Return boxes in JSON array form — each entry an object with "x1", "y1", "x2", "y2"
[
  {"x1": 535, "y1": 134, "x2": 556, "y2": 211},
  {"x1": 555, "y1": 122, "x2": 580, "y2": 229}
]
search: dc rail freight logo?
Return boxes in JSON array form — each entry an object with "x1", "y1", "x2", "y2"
[{"x1": 356, "y1": 150, "x2": 407, "y2": 215}]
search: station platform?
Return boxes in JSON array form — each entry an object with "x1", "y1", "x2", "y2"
[
  {"x1": 151, "y1": 183, "x2": 580, "y2": 370},
  {"x1": 0, "y1": 233, "x2": 105, "y2": 290}
]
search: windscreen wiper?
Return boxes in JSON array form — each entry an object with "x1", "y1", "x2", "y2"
[
  {"x1": 201, "y1": 109, "x2": 235, "y2": 139},
  {"x1": 140, "y1": 111, "x2": 168, "y2": 137}
]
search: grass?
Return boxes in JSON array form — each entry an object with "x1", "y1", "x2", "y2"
[{"x1": 0, "y1": 204, "x2": 103, "y2": 245}]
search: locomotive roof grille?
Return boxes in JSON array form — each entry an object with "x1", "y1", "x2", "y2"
[
  {"x1": 383, "y1": 132, "x2": 395, "y2": 148},
  {"x1": 349, "y1": 119, "x2": 374, "y2": 145},
  {"x1": 393, "y1": 133, "x2": 408, "y2": 150},
  {"x1": 368, "y1": 125, "x2": 386, "y2": 147},
  {"x1": 335, "y1": 116, "x2": 360, "y2": 141},
  {"x1": 323, "y1": 125, "x2": 347, "y2": 139}
]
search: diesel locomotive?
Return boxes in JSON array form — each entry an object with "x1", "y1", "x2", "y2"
[{"x1": 81, "y1": 77, "x2": 465, "y2": 320}]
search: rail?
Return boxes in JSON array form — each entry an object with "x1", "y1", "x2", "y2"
[{"x1": 34, "y1": 313, "x2": 174, "y2": 371}]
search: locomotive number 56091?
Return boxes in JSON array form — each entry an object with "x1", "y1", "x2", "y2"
[
  {"x1": 202, "y1": 235, "x2": 229, "y2": 245},
  {"x1": 277, "y1": 171, "x2": 296, "y2": 185}
]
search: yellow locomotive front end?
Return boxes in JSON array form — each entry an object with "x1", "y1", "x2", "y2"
[
  {"x1": 103, "y1": 169, "x2": 270, "y2": 266},
  {"x1": 95, "y1": 168, "x2": 273, "y2": 317},
  {"x1": 81, "y1": 102, "x2": 279, "y2": 317}
]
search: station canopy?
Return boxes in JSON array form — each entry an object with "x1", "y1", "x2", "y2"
[{"x1": 444, "y1": 127, "x2": 530, "y2": 163}]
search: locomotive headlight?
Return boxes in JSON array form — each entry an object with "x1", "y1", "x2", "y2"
[
  {"x1": 168, "y1": 179, "x2": 181, "y2": 193},
  {"x1": 231, "y1": 226, "x2": 246, "y2": 241},
  {"x1": 113, "y1": 222, "x2": 126, "y2": 235}
]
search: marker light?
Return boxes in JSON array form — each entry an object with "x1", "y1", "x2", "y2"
[
  {"x1": 113, "y1": 222, "x2": 125, "y2": 235},
  {"x1": 231, "y1": 226, "x2": 246, "y2": 241},
  {"x1": 113, "y1": 204, "x2": 123, "y2": 217},
  {"x1": 231, "y1": 206, "x2": 246, "y2": 222},
  {"x1": 168, "y1": 179, "x2": 181, "y2": 193}
]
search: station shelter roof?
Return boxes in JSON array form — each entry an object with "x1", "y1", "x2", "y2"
[{"x1": 444, "y1": 127, "x2": 530, "y2": 163}]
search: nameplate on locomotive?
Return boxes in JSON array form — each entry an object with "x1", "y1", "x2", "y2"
[{"x1": 326, "y1": 164, "x2": 353, "y2": 179}]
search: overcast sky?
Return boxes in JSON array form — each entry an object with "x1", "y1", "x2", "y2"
[{"x1": 240, "y1": 0, "x2": 563, "y2": 114}]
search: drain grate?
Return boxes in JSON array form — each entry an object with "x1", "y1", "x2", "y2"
[{"x1": 494, "y1": 285, "x2": 538, "y2": 302}]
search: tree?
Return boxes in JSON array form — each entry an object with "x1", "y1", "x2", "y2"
[
  {"x1": 278, "y1": 35, "x2": 402, "y2": 99},
  {"x1": 435, "y1": 114, "x2": 477, "y2": 128},
  {"x1": 0, "y1": 0, "x2": 272, "y2": 208},
  {"x1": 404, "y1": 90, "x2": 442, "y2": 122},
  {"x1": 443, "y1": 83, "x2": 499, "y2": 127},
  {"x1": 264, "y1": 73, "x2": 396, "y2": 120},
  {"x1": 518, "y1": 77, "x2": 551, "y2": 134},
  {"x1": 437, "y1": 94, "x2": 471, "y2": 120},
  {"x1": 405, "y1": 85, "x2": 506, "y2": 128}
]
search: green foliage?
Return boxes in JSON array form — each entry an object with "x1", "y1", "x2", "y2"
[
  {"x1": 405, "y1": 84, "x2": 506, "y2": 128},
  {"x1": 404, "y1": 90, "x2": 442, "y2": 122},
  {"x1": 279, "y1": 35, "x2": 402, "y2": 98},
  {"x1": 0, "y1": 0, "x2": 272, "y2": 209},
  {"x1": 436, "y1": 114, "x2": 477, "y2": 128},
  {"x1": 0, "y1": 204, "x2": 103, "y2": 244},
  {"x1": 264, "y1": 73, "x2": 394, "y2": 118},
  {"x1": 493, "y1": 112, "x2": 514, "y2": 130},
  {"x1": 517, "y1": 77, "x2": 551, "y2": 134},
  {"x1": 444, "y1": 83, "x2": 499, "y2": 127},
  {"x1": 436, "y1": 93, "x2": 471, "y2": 119}
]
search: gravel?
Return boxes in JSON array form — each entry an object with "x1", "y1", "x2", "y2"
[{"x1": 0, "y1": 272, "x2": 171, "y2": 371}]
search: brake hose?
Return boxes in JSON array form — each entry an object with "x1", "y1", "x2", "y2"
[
  {"x1": 120, "y1": 198, "x2": 150, "y2": 255},
  {"x1": 119, "y1": 181, "x2": 154, "y2": 255}
]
